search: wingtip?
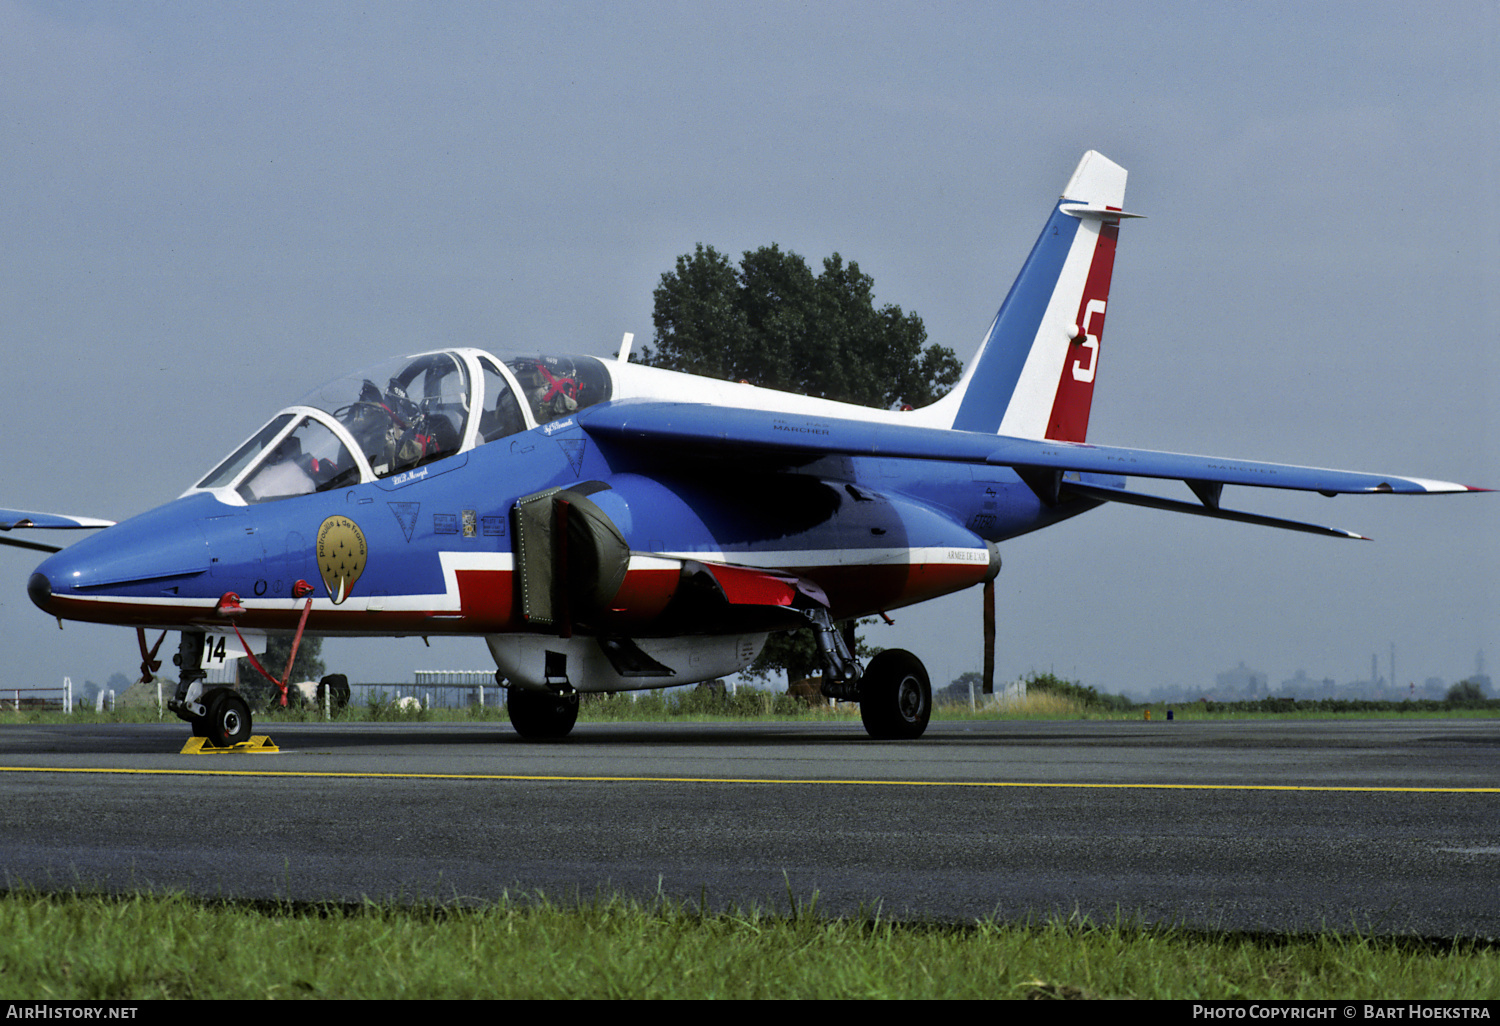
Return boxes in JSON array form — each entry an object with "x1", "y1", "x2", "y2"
[
  {"x1": 1424, "y1": 481, "x2": 1493, "y2": 494},
  {"x1": 1378, "y1": 479, "x2": 1495, "y2": 495}
]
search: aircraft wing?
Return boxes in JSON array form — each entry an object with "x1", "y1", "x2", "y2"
[
  {"x1": 0, "y1": 509, "x2": 116, "y2": 553},
  {"x1": 579, "y1": 400, "x2": 1484, "y2": 539}
]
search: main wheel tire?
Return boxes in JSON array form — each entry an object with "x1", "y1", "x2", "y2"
[
  {"x1": 506, "y1": 688, "x2": 579, "y2": 740},
  {"x1": 858, "y1": 649, "x2": 931, "y2": 740},
  {"x1": 205, "y1": 689, "x2": 253, "y2": 748}
]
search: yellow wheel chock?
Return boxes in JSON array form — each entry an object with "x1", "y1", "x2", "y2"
[{"x1": 179, "y1": 735, "x2": 279, "y2": 755}]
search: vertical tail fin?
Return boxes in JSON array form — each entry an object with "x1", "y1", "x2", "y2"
[{"x1": 934, "y1": 151, "x2": 1140, "y2": 441}]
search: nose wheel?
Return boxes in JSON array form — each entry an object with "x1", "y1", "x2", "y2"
[
  {"x1": 192, "y1": 687, "x2": 253, "y2": 748},
  {"x1": 167, "y1": 631, "x2": 255, "y2": 748}
]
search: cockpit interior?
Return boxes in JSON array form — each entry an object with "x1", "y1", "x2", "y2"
[{"x1": 190, "y1": 349, "x2": 612, "y2": 504}]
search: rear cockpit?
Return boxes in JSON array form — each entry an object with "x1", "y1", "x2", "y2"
[{"x1": 187, "y1": 349, "x2": 612, "y2": 504}]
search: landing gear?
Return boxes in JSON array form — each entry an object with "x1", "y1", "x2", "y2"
[
  {"x1": 506, "y1": 688, "x2": 579, "y2": 740},
  {"x1": 186, "y1": 687, "x2": 254, "y2": 746},
  {"x1": 202, "y1": 687, "x2": 253, "y2": 748},
  {"x1": 168, "y1": 630, "x2": 211, "y2": 726},
  {"x1": 857, "y1": 648, "x2": 931, "y2": 740},
  {"x1": 166, "y1": 631, "x2": 256, "y2": 747},
  {"x1": 799, "y1": 604, "x2": 932, "y2": 739}
]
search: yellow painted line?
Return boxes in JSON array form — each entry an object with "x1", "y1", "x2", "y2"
[{"x1": 0, "y1": 766, "x2": 1496, "y2": 793}]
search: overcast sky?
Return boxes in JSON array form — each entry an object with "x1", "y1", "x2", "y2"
[{"x1": 3, "y1": 1, "x2": 1496, "y2": 698}]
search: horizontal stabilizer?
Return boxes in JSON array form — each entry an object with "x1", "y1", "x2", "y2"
[
  {"x1": 0, "y1": 509, "x2": 114, "y2": 554},
  {"x1": 1059, "y1": 203, "x2": 1146, "y2": 221},
  {"x1": 0, "y1": 535, "x2": 64, "y2": 554},
  {"x1": 0, "y1": 509, "x2": 116, "y2": 530}
]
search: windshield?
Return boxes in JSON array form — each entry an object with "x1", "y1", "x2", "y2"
[
  {"x1": 235, "y1": 416, "x2": 362, "y2": 503},
  {"x1": 193, "y1": 351, "x2": 473, "y2": 503}
]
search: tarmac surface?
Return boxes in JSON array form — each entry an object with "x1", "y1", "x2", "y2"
[{"x1": 1, "y1": 717, "x2": 1497, "y2": 937}]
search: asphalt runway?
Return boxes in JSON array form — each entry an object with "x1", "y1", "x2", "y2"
[{"x1": 1, "y1": 717, "x2": 1497, "y2": 937}]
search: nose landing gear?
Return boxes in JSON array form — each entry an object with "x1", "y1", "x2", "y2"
[
  {"x1": 168, "y1": 630, "x2": 258, "y2": 749},
  {"x1": 197, "y1": 687, "x2": 253, "y2": 748}
]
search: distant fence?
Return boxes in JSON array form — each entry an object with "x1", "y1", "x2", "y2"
[
  {"x1": 349, "y1": 670, "x2": 502, "y2": 711},
  {"x1": 413, "y1": 670, "x2": 496, "y2": 688},
  {"x1": 6, "y1": 677, "x2": 75, "y2": 713},
  {"x1": 937, "y1": 676, "x2": 1028, "y2": 709}
]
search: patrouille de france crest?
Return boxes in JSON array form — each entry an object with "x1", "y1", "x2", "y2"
[{"x1": 316, "y1": 515, "x2": 368, "y2": 604}]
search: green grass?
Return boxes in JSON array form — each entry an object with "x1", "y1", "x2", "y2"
[
  {"x1": 0, "y1": 889, "x2": 1495, "y2": 1000},
  {"x1": 4, "y1": 697, "x2": 1496, "y2": 999},
  {"x1": 5, "y1": 687, "x2": 1499, "y2": 727}
]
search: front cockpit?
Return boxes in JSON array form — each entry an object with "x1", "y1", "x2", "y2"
[{"x1": 187, "y1": 349, "x2": 612, "y2": 504}]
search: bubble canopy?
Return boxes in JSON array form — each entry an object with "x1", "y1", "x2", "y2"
[{"x1": 189, "y1": 349, "x2": 611, "y2": 504}]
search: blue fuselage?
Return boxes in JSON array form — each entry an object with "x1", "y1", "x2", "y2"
[{"x1": 29, "y1": 415, "x2": 1094, "y2": 638}]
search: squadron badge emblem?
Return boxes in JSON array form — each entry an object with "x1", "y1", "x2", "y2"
[{"x1": 316, "y1": 515, "x2": 368, "y2": 604}]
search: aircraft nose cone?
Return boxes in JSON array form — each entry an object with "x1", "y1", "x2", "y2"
[
  {"x1": 23, "y1": 493, "x2": 224, "y2": 626},
  {"x1": 27, "y1": 571, "x2": 52, "y2": 612}
]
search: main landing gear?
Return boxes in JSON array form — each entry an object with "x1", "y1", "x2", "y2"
[
  {"x1": 856, "y1": 649, "x2": 932, "y2": 740},
  {"x1": 505, "y1": 687, "x2": 579, "y2": 740},
  {"x1": 804, "y1": 606, "x2": 932, "y2": 740}
]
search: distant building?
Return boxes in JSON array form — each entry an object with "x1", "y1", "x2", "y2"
[
  {"x1": 1215, "y1": 661, "x2": 1267, "y2": 699},
  {"x1": 1420, "y1": 677, "x2": 1448, "y2": 701},
  {"x1": 1467, "y1": 651, "x2": 1491, "y2": 696},
  {"x1": 1276, "y1": 669, "x2": 1335, "y2": 700}
]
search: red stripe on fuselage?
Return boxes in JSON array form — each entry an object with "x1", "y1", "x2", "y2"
[
  {"x1": 453, "y1": 568, "x2": 515, "y2": 628},
  {"x1": 604, "y1": 566, "x2": 681, "y2": 624},
  {"x1": 785, "y1": 559, "x2": 992, "y2": 620}
]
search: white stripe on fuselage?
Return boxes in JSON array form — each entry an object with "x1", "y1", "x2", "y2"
[
  {"x1": 51, "y1": 546, "x2": 988, "y2": 617},
  {"x1": 649, "y1": 545, "x2": 989, "y2": 569}
]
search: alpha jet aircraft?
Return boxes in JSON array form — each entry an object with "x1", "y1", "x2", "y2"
[{"x1": 5, "y1": 151, "x2": 1484, "y2": 745}]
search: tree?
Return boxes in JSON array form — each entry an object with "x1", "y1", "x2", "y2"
[
  {"x1": 642, "y1": 244, "x2": 961, "y2": 409},
  {"x1": 939, "y1": 671, "x2": 984, "y2": 704},
  {"x1": 1446, "y1": 679, "x2": 1487, "y2": 706},
  {"x1": 643, "y1": 244, "x2": 961, "y2": 686},
  {"x1": 236, "y1": 635, "x2": 326, "y2": 707}
]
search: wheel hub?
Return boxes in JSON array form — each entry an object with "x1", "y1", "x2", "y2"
[{"x1": 897, "y1": 677, "x2": 922, "y2": 720}]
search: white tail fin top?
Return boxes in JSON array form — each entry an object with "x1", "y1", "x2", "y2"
[
  {"x1": 935, "y1": 151, "x2": 1135, "y2": 444},
  {"x1": 1062, "y1": 149, "x2": 1128, "y2": 212}
]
